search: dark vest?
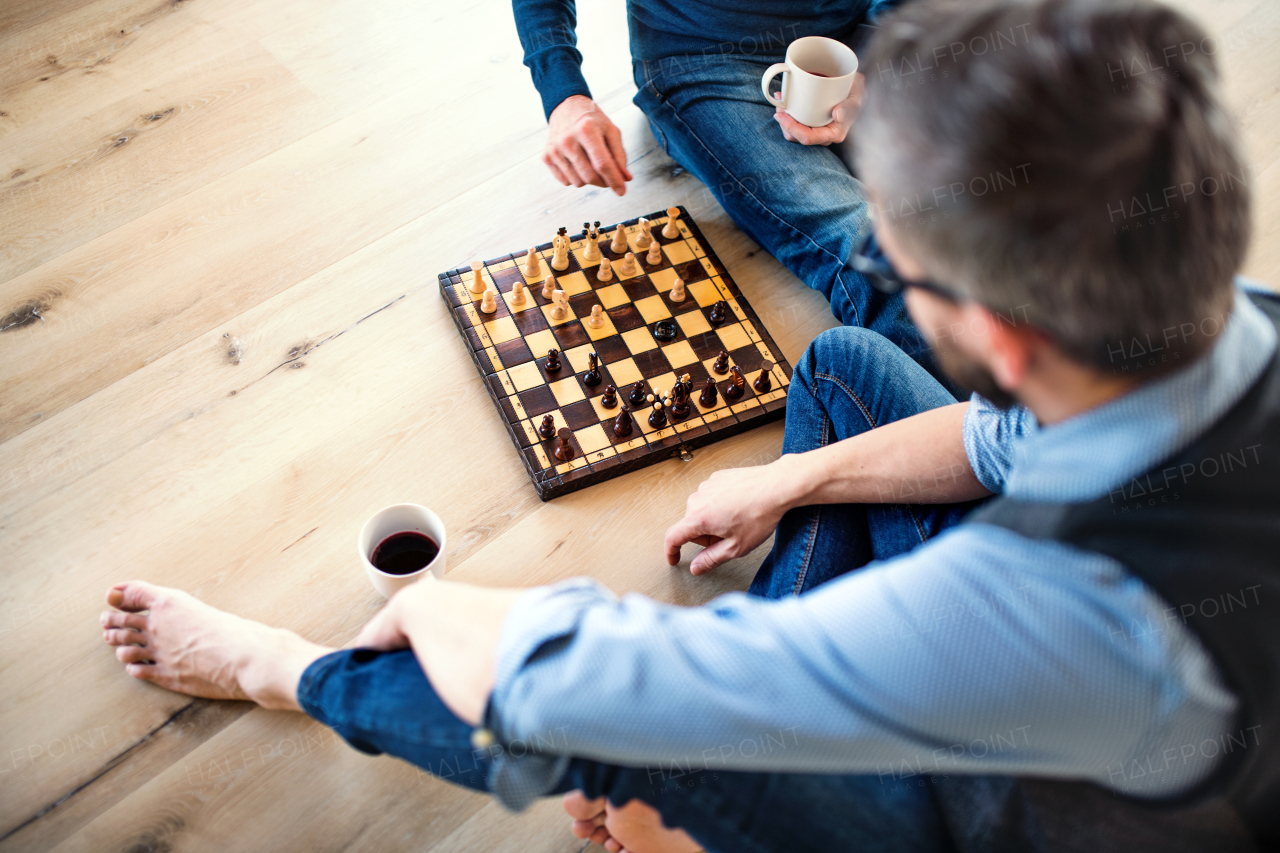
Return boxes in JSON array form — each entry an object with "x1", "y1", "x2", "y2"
[{"x1": 968, "y1": 294, "x2": 1280, "y2": 845}]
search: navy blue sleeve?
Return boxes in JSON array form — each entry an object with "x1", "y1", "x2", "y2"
[{"x1": 513, "y1": 0, "x2": 593, "y2": 120}]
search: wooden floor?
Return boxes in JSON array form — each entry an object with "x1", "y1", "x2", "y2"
[{"x1": 0, "y1": 0, "x2": 1276, "y2": 850}]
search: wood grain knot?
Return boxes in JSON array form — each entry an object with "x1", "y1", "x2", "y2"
[{"x1": 1, "y1": 302, "x2": 47, "y2": 332}]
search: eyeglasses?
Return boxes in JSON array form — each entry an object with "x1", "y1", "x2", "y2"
[{"x1": 851, "y1": 234, "x2": 966, "y2": 303}]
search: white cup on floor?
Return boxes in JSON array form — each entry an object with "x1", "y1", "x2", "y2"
[
  {"x1": 760, "y1": 37, "x2": 860, "y2": 128},
  {"x1": 359, "y1": 503, "x2": 447, "y2": 598}
]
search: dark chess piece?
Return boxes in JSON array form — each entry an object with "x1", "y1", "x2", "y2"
[
  {"x1": 648, "y1": 401, "x2": 668, "y2": 428},
  {"x1": 600, "y1": 384, "x2": 618, "y2": 409},
  {"x1": 582, "y1": 352, "x2": 602, "y2": 387},
  {"x1": 545, "y1": 348, "x2": 561, "y2": 373},
  {"x1": 670, "y1": 384, "x2": 691, "y2": 419},
  {"x1": 652, "y1": 320, "x2": 677, "y2": 342},
  {"x1": 708, "y1": 300, "x2": 728, "y2": 326},
  {"x1": 698, "y1": 377, "x2": 718, "y2": 407},
  {"x1": 628, "y1": 380, "x2": 647, "y2": 407},
  {"x1": 754, "y1": 361, "x2": 774, "y2": 393},
  {"x1": 554, "y1": 427, "x2": 575, "y2": 462},
  {"x1": 712, "y1": 350, "x2": 730, "y2": 375},
  {"x1": 674, "y1": 373, "x2": 693, "y2": 399},
  {"x1": 538, "y1": 414, "x2": 556, "y2": 440},
  {"x1": 724, "y1": 366, "x2": 746, "y2": 400},
  {"x1": 613, "y1": 408, "x2": 634, "y2": 438}
]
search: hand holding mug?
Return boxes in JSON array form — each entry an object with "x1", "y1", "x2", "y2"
[{"x1": 761, "y1": 36, "x2": 862, "y2": 146}]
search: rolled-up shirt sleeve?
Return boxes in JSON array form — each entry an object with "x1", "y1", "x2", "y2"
[
  {"x1": 514, "y1": 0, "x2": 593, "y2": 120},
  {"x1": 962, "y1": 395, "x2": 1038, "y2": 493}
]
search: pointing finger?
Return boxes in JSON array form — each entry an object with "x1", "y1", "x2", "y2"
[
  {"x1": 580, "y1": 131, "x2": 626, "y2": 195},
  {"x1": 604, "y1": 124, "x2": 633, "y2": 183},
  {"x1": 563, "y1": 139, "x2": 605, "y2": 189}
]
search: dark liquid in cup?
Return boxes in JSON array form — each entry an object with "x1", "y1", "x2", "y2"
[
  {"x1": 372, "y1": 531, "x2": 439, "y2": 575},
  {"x1": 807, "y1": 71, "x2": 832, "y2": 77}
]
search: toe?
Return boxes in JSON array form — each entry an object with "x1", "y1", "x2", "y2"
[
  {"x1": 125, "y1": 663, "x2": 157, "y2": 680},
  {"x1": 604, "y1": 838, "x2": 623, "y2": 853},
  {"x1": 562, "y1": 790, "x2": 608, "y2": 821},
  {"x1": 108, "y1": 581, "x2": 165, "y2": 612},
  {"x1": 116, "y1": 645, "x2": 155, "y2": 664},
  {"x1": 104, "y1": 628, "x2": 148, "y2": 646},
  {"x1": 101, "y1": 611, "x2": 148, "y2": 631}
]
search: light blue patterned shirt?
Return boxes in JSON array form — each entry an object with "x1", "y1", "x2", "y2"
[{"x1": 484, "y1": 287, "x2": 1276, "y2": 811}]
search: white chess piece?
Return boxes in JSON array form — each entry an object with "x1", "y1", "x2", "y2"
[
  {"x1": 669, "y1": 277, "x2": 686, "y2": 302},
  {"x1": 551, "y1": 232, "x2": 570, "y2": 271},
  {"x1": 587, "y1": 304, "x2": 605, "y2": 329},
  {"x1": 635, "y1": 217, "x2": 653, "y2": 249},
  {"x1": 583, "y1": 231, "x2": 601, "y2": 261},
  {"x1": 512, "y1": 280, "x2": 527, "y2": 307},
  {"x1": 469, "y1": 260, "x2": 486, "y2": 294},
  {"x1": 542, "y1": 274, "x2": 557, "y2": 299},
  {"x1": 619, "y1": 252, "x2": 638, "y2": 276},
  {"x1": 523, "y1": 247, "x2": 541, "y2": 278},
  {"x1": 662, "y1": 206, "x2": 681, "y2": 239},
  {"x1": 550, "y1": 289, "x2": 568, "y2": 320},
  {"x1": 480, "y1": 286, "x2": 498, "y2": 314},
  {"x1": 610, "y1": 226, "x2": 628, "y2": 253},
  {"x1": 597, "y1": 258, "x2": 613, "y2": 282},
  {"x1": 646, "y1": 241, "x2": 663, "y2": 265}
]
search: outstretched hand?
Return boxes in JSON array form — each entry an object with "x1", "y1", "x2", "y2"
[
  {"x1": 544, "y1": 95, "x2": 633, "y2": 195},
  {"x1": 663, "y1": 460, "x2": 799, "y2": 575},
  {"x1": 773, "y1": 72, "x2": 866, "y2": 146}
]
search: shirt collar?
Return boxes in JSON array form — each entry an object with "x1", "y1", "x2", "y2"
[{"x1": 1004, "y1": 286, "x2": 1278, "y2": 502}]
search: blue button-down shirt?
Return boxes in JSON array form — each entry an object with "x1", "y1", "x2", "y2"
[{"x1": 484, "y1": 286, "x2": 1276, "y2": 811}]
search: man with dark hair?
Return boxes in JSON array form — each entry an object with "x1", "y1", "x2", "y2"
[
  {"x1": 99, "y1": 0, "x2": 1278, "y2": 850},
  {"x1": 511, "y1": 0, "x2": 966, "y2": 393}
]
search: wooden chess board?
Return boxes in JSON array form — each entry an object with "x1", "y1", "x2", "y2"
[{"x1": 439, "y1": 206, "x2": 792, "y2": 500}]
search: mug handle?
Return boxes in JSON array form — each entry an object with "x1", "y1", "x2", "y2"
[{"x1": 761, "y1": 62, "x2": 789, "y2": 109}]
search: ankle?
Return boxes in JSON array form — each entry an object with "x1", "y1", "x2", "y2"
[{"x1": 237, "y1": 627, "x2": 330, "y2": 712}]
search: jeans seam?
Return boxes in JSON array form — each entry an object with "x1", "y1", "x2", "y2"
[
  {"x1": 790, "y1": 408, "x2": 830, "y2": 595},
  {"x1": 813, "y1": 371, "x2": 879, "y2": 430}
]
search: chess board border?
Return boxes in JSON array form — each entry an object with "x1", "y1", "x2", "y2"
[{"x1": 438, "y1": 206, "x2": 793, "y2": 501}]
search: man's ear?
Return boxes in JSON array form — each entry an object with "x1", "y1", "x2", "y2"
[{"x1": 967, "y1": 303, "x2": 1037, "y2": 392}]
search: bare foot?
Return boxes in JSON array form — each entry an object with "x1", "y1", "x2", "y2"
[
  {"x1": 100, "y1": 581, "x2": 331, "y2": 711},
  {"x1": 563, "y1": 790, "x2": 703, "y2": 853}
]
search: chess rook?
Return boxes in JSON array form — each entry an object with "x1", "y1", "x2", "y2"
[
  {"x1": 554, "y1": 428, "x2": 575, "y2": 462},
  {"x1": 469, "y1": 260, "x2": 486, "y2": 294},
  {"x1": 754, "y1": 361, "x2": 774, "y2": 393},
  {"x1": 662, "y1": 206, "x2": 681, "y2": 239}
]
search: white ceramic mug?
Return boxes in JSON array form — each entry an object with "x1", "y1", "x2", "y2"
[
  {"x1": 359, "y1": 503, "x2": 447, "y2": 598},
  {"x1": 760, "y1": 37, "x2": 859, "y2": 128}
]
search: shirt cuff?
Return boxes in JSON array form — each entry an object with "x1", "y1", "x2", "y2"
[
  {"x1": 963, "y1": 394, "x2": 1036, "y2": 494},
  {"x1": 484, "y1": 578, "x2": 617, "y2": 810},
  {"x1": 527, "y1": 47, "x2": 593, "y2": 121}
]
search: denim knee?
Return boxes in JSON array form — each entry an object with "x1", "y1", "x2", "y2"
[{"x1": 798, "y1": 327, "x2": 904, "y2": 386}]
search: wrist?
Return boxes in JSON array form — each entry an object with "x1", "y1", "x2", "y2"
[{"x1": 771, "y1": 452, "x2": 823, "y2": 512}]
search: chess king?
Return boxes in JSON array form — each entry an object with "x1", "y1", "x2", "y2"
[{"x1": 100, "y1": 2, "x2": 1280, "y2": 852}]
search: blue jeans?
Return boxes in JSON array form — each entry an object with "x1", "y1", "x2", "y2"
[
  {"x1": 631, "y1": 54, "x2": 964, "y2": 400},
  {"x1": 299, "y1": 328, "x2": 975, "y2": 853}
]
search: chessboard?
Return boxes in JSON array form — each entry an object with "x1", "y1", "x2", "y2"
[{"x1": 439, "y1": 206, "x2": 793, "y2": 501}]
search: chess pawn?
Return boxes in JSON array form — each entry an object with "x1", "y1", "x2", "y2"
[
  {"x1": 587, "y1": 304, "x2": 605, "y2": 329},
  {"x1": 628, "y1": 380, "x2": 647, "y2": 407},
  {"x1": 542, "y1": 274, "x2": 557, "y2": 299},
  {"x1": 708, "y1": 300, "x2": 728, "y2": 326},
  {"x1": 646, "y1": 240, "x2": 663, "y2": 266},
  {"x1": 600, "y1": 384, "x2": 618, "y2": 409},
  {"x1": 648, "y1": 401, "x2": 667, "y2": 428},
  {"x1": 480, "y1": 286, "x2": 498, "y2": 314},
  {"x1": 635, "y1": 217, "x2": 653, "y2": 249},
  {"x1": 662, "y1": 206, "x2": 681, "y2": 238},
  {"x1": 669, "y1": 277, "x2": 686, "y2": 302},
  {"x1": 712, "y1": 350, "x2": 730, "y2": 375},
  {"x1": 698, "y1": 377, "x2": 719, "y2": 407},
  {"x1": 523, "y1": 247, "x2": 541, "y2": 278},
  {"x1": 724, "y1": 366, "x2": 746, "y2": 400},
  {"x1": 554, "y1": 428, "x2": 575, "y2": 462},
  {"x1": 610, "y1": 226, "x2": 628, "y2": 254},
  {"x1": 550, "y1": 289, "x2": 568, "y2": 320},
  {"x1": 469, "y1": 260, "x2": 486, "y2": 294},
  {"x1": 619, "y1": 252, "x2": 638, "y2": 276},
  {"x1": 511, "y1": 279, "x2": 527, "y2": 307},
  {"x1": 597, "y1": 258, "x2": 613, "y2": 282},
  {"x1": 754, "y1": 362, "x2": 774, "y2": 393},
  {"x1": 544, "y1": 348, "x2": 561, "y2": 372},
  {"x1": 613, "y1": 408, "x2": 634, "y2": 438},
  {"x1": 582, "y1": 352, "x2": 602, "y2": 386},
  {"x1": 538, "y1": 414, "x2": 556, "y2": 440}
]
